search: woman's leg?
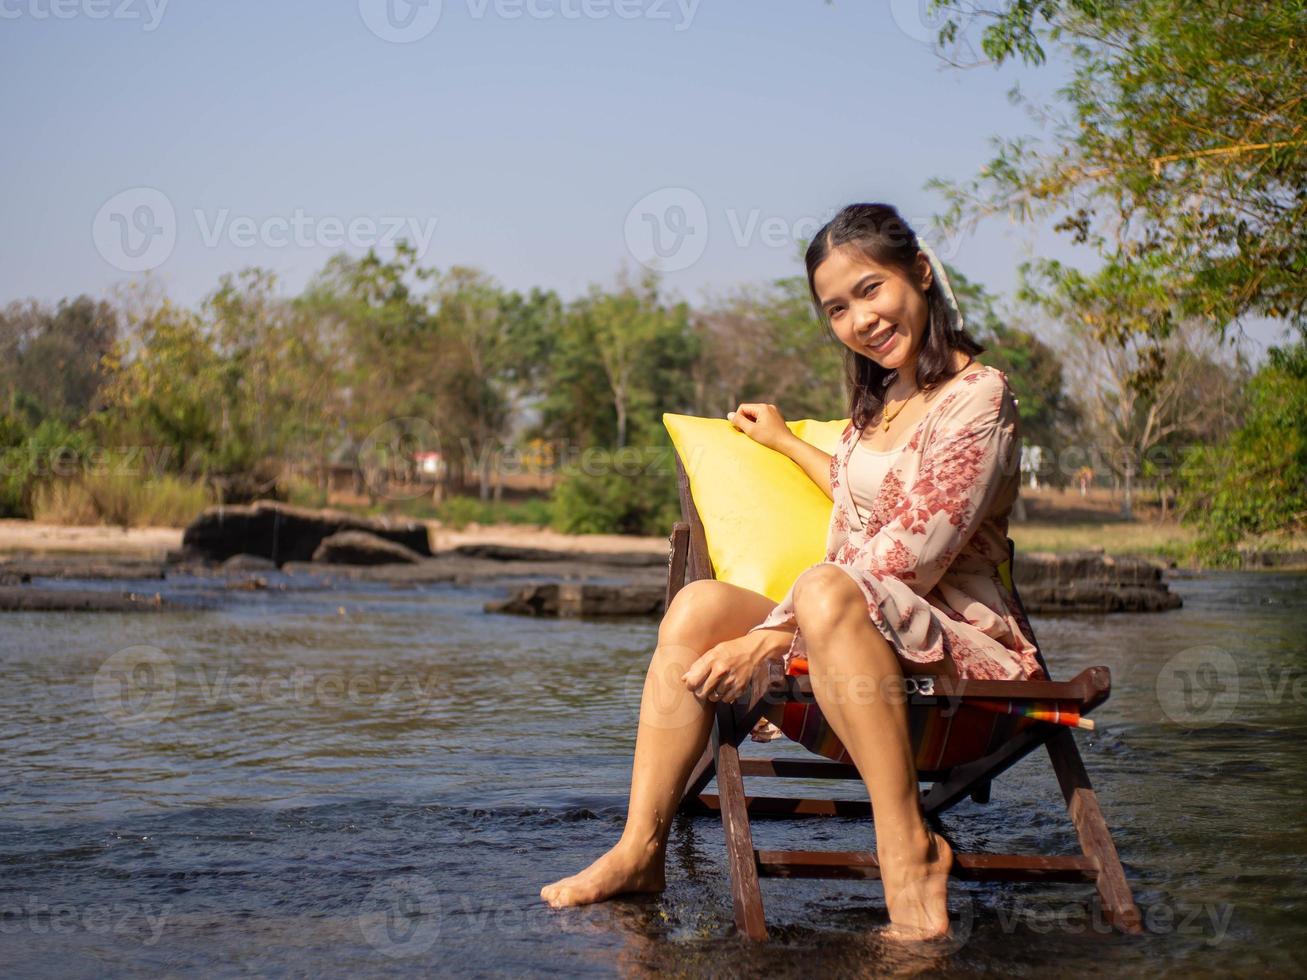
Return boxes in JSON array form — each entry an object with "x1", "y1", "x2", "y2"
[
  {"x1": 541, "y1": 579, "x2": 777, "y2": 908},
  {"x1": 791, "y1": 565, "x2": 955, "y2": 938}
]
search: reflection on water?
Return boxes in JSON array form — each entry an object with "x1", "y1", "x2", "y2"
[{"x1": 0, "y1": 569, "x2": 1304, "y2": 976}]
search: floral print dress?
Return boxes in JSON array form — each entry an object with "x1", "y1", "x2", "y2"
[{"x1": 746, "y1": 363, "x2": 1045, "y2": 682}]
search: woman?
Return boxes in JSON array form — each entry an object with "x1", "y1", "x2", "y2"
[{"x1": 541, "y1": 203, "x2": 1045, "y2": 940}]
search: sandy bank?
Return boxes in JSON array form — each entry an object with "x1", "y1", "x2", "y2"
[{"x1": 0, "y1": 519, "x2": 669, "y2": 560}]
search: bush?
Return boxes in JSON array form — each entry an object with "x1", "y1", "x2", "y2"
[
  {"x1": 550, "y1": 449, "x2": 680, "y2": 536},
  {"x1": 0, "y1": 416, "x2": 93, "y2": 518},
  {"x1": 434, "y1": 495, "x2": 554, "y2": 529},
  {"x1": 1176, "y1": 339, "x2": 1307, "y2": 566}
]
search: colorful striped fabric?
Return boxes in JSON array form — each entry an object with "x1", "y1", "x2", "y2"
[{"x1": 763, "y1": 656, "x2": 1089, "y2": 770}]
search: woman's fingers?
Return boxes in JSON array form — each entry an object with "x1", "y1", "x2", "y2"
[
  {"x1": 682, "y1": 651, "x2": 736, "y2": 700},
  {"x1": 728, "y1": 402, "x2": 768, "y2": 427}
]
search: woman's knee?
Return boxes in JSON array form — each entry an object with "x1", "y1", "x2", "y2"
[
  {"x1": 658, "y1": 579, "x2": 740, "y2": 644},
  {"x1": 793, "y1": 564, "x2": 867, "y2": 636}
]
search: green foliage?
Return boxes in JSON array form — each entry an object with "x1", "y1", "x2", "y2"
[
  {"x1": 0, "y1": 415, "x2": 92, "y2": 518},
  {"x1": 0, "y1": 296, "x2": 118, "y2": 425},
  {"x1": 1176, "y1": 340, "x2": 1307, "y2": 565},
  {"x1": 550, "y1": 448, "x2": 680, "y2": 536},
  {"x1": 434, "y1": 495, "x2": 554, "y2": 530},
  {"x1": 930, "y1": 0, "x2": 1307, "y2": 362}
]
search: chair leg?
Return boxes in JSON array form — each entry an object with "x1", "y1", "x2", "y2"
[
  {"x1": 712, "y1": 702, "x2": 768, "y2": 940},
  {"x1": 679, "y1": 742, "x2": 716, "y2": 811},
  {"x1": 1045, "y1": 729, "x2": 1143, "y2": 934}
]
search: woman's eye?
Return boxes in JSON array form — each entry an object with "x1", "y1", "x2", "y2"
[{"x1": 864, "y1": 283, "x2": 879, "y2": 296}]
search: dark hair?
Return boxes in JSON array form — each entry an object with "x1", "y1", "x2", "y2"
[{"x1": 804, "y1": 203, "x2": 986, "y2": 431}]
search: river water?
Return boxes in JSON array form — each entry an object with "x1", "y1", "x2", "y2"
[{"x1": 0, "y1": 567, "x2": 1303, "y2": 977}]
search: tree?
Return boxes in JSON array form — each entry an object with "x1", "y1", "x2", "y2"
[
  {"x1": 1048, "y1": 307, "x2": 1247, "y2": 518},
  {"x1": 927, "y1": 0, "x2": 1306, "y2": 362},
  {"x1": 691, "y1": 274, "x2": 845, "y2": 423},
  {"x1": 1175, "y1": 338, "x2": 1307, "y2": 565},
  {"x1": 544, "y1": 268, "x2": 695, "y2": 451},
  {"x1": 0, "y1": 296, "x2": 118, "y2": 425}
]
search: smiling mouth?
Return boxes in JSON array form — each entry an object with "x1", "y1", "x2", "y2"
[{"x1": 865, "y1": 329, "x2": 895, "y2": 353}]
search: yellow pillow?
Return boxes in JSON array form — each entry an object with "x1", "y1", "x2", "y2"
[{"x1": 663, "y1": 413, "x2": 849, "y2": 602}]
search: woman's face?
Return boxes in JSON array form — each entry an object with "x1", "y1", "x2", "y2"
[{"x1": 812, "y1": 244, "x2": 933, "y2": 375}]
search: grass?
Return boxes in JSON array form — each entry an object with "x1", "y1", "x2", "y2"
[
  {"x1": 1010, "y1": 521, "x2": 1199, "y2": 563},
  {"x1": 31, "y1": 474, "x2": 214, "y2": 528},
  {"x1": 282, "y1": 480, "x2": 556, "y2": 529}
]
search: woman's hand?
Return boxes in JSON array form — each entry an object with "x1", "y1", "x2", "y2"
[
  {"x1": 728, "y1": 403, "x2": 793, "y2": 453},
  {"x1": 681, "y1": 628, "x2": 794, "y2": 703}
]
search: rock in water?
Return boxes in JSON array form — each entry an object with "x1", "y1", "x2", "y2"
[
  {"x1": 485, "y1": 582, "x2": 665, "y2": 617},
  {"x1": 312, "y1": 531, "x2": 424, "y2": 566},
  {"x1": 181, "y1": 501, "x2": 431, "y2": 566},
  {"x1": 1013, "y1": 550, "x2": 1182, "y2": 613}
]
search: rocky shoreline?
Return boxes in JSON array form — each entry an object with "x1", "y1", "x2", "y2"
[
  {"x1": 0, "y1": 544, "x2": 1183, "y2": 617},
  {"x1": 0, "y1": 501, "x2": 1195, "y2": 615}
]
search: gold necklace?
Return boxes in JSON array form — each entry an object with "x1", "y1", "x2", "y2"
[{"x1": 880, "y1": 386, "x2": 919, "y2": 431}]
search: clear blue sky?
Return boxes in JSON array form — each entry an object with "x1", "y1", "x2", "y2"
[{"x1": 0, "y1": 0, "x2": 1288, "y2": 356}]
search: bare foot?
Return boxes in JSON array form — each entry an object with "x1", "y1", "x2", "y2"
[
  {"x1": 540, "y1": 840, "x2": 666, "y2": 909},
  {"x1": 880, "y1": 829, "x2": 954, "y2": 940}
]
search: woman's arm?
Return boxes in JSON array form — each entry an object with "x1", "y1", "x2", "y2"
[
  {"x1": 774, "y1": 432, "x2": 834, "y2": 500},
  {"x1": 727, "y1": 402, "x2": 833, "y2": 499}
]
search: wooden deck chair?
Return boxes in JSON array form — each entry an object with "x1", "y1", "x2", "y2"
[{"x1": 661, "y1": 414, "x2": 1142, "y2": 941}]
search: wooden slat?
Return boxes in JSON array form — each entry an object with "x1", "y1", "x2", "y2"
[
  {"x1": 713, "y1": 704, "x2": 768, "y2": 940},
  {"x1": 1046, "y1": 729, "x2": 1144, "y2": 933},
  {"x1": 782, "y1": 667, "x2": 1111, "y2": 710},
  {"x1": 756, "y1": 849, "x2": 1098, "y2": 883},
  {"x1": 665, "y1": 522, "x2": 689, "y2": 609},
  {"x1": 921, "y1": 725, "x2": 1053, "y2": 817},
  {"x1": 738, "y1": 759, "x2": 862, "y2": 780},
  {"x1": 673, "y1": 454, "x2": 714, "y2": 582},
  {"x1": 690, "y1": 794, "x2": 872, "y2": 818}
]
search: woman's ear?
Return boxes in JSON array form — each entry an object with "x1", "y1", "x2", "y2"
[{"x1": 917, "y1": 251, "x2": 933, "y2": 292}]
